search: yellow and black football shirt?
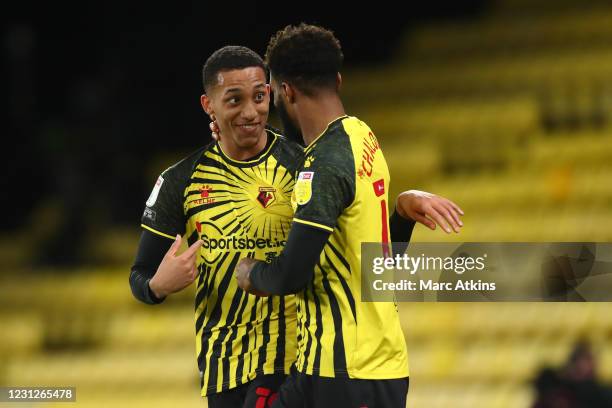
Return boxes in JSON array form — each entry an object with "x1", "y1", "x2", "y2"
[
  {"x1": 291, "y1": 116, "x2": 409, "y2": 379},
  {"x1": 141, "y1": 129, "x2": 302, "y2": 396}
]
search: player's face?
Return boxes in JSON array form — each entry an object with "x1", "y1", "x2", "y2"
[{"x1": 206, "y1": 67, "x2": 270, "y2": 150}]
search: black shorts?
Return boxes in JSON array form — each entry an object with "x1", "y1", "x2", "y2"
[
  {"x1": 207, "y1": 373, "x2": 287, "y2": 408},
  {"x1": 271, "y1": 369, "x2": 409, "y2": 408}
]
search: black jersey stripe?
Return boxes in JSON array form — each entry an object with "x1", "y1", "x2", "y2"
[
  {"x1": 195, "y1": 251, "x2": 234, "y2": 333},
  {"x1": 188, "y1": 177, "x2": 241, "y2": 189},
  {"x1": 210, "y1": 207, "x2": 235, "y2": 221},
  {"x1": 277, "y1": 170, "x2": 292, "y2": 190},
  {"x1": 279, "y1": 219, "x2": 286, "y2": 238},
  {"x1": 195, "y1": 253, "x2": 230, "y2": 328},
  {"x1": 257, "y1": 162, "x2": 264, "y2": 179},
  {"x1": 195, "y1": 264, "x2": 208, "y2": 292},
  {"x1": 222, "y1": 217, "x2": 239, "y2": 231},
  {"x1": 264, "y1": 157, "x2": 269, "y2": 179},
  {"x1": 237, "y1": 167, "x2": 257, "y2": 181},
  {"x1": 296, "y1": 300, "x2": 303, "y2": 363},
  {"x1": 262, "y1": 217, "x2": 269, "y2": 238},
  {"x1": 281, "y1": 172, "x2": 295, "y2": 192},
  {"x1": 274, "y1": 296, "x2": 286, "y2": 370},
  {"x1": 193, "y1": 168, "x2": 251, "y2": 187},
  {"x1": 236, "y1": 294, "x2": 259, "y2": 383},
  {"x1": 319, "y1": 263, "x2": 348, "y2": 376},
  {"x1": 323, "y1": 248, "x2": 357, "y2": 323},
  {"x1": 187, "y1": 229, "x2": 199, "y2": 246},
  {"x1": 257, "y1": 296, "x2": 274, "y2": 374},
  {"x1": 271, "y1": 160, "x2": 281, "y2": 184},
  {"x1": 326, "y1": 240, "x2": 351, "y2": 274},
  {"x1": 199, "y1": 157, "x2": 251, "y2": 184},
  {"x1": 311, "y1": 272, "x2": 324, "y2": 374},
  {"x1": 198, "y1": 252, "x2": 241, "y2": 393},
  {"x1": 300, "y1": 286, "x2": 312, "y2": 372},
  {"x1": 218, "y1": 288, "x2": 245, "y2": 391},
  {"x1": 195, "y1": 264, "x2": 211, "y2": 310},
  {"x1": 186, "y1": 199, "x2": 249, "y2": 219},
  {"x1": 227, "y1": 222, "x2": 242, "y2": 236},
  {"x1": 221, "y1": 288, "x2": 251, "y2": 388},
  {"x1": 235, "y1": 206, "x2": 255, "y2": 220}
]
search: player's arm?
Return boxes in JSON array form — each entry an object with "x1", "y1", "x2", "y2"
[
  {"x1": 396, "y1": 190, "x2": 464, "y2": 234},
  {"x1": 130, "y1": 166, "x2": 202, "y2": 304},
  {"x1": 391, "y1": 190, "x2": 465, "y2": 254},
  {"x1": 236, "y1": 223, "x2": 329, "y2": 296},
  {"x1": 130, "y1": 231, "x2": 203, "y2": 304},
  {"x1": 236, "y1": 209, "x2": 416, "y2": 296},
  {"x1": 130, "y1": 230, "x2": 173, "y2": 304}
]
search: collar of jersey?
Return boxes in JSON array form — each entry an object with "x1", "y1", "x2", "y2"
[
  {"x1": 304, "y1": 115, "x2": 349, "y2": 154},
  {"x1": 215, "y1": 128, "x2": 278, "y2": 167}
]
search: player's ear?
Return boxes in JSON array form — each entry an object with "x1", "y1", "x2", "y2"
[
  {"x1": 201, "y1": 94, "x2": 214, "y2": 118},
  {"x1": 282, "y1": 82, "x2": 295, "y2": 104},
  {"x1": 336, "y1": 72, "x2": 342, "y2": 91}
]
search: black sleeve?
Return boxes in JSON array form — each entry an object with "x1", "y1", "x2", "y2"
[
  {"x1": 390, "y1": 210, "x2": 416, "y2": 256},
  {"x1": 292, "y1": 155, "x2": 354, "y2": 232},
  {"x1": 249, "y1": 222, "x2": 331, "y2": 295},
  {"x1": 129, "y1": 230, "x2": 174, "y2": 304},
  {"x1": 141, "y1": 168, "x2": 186, "y2": 237}
]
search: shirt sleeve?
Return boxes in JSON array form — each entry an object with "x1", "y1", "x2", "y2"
[
  {"x1": 129, "y1": 229, "x2": 174, "y2": 304},
  {"x1": 249, "y1": 222, "x2": 331, "y2": 295},
  {"x1": 292, "y1": 159, "x2": 354, "y2": 233},
  {"x1": 389, "y1": 209, "x2": 416, "y2": 256},
  {"x1": 140, "y1": 167, "x2": 186, "y2": 239}
]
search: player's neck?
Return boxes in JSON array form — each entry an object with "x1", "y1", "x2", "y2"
[
  {"x1": 219, "y1": 129, "x2": 268, "y2": 161},
  {"x1": 299, "y1": 95, "x2": 345, "y2": 147}
]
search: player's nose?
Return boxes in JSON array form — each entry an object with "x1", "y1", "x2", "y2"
[{"x1": 241, "y1": 101, "x2": 258, "y2": 121}]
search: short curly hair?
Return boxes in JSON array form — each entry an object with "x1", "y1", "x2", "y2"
[
  {"x1": 265, "y1": 23, "x2": 343, "y2": 95},
  {"x1": 202, "y1": 45, "x2": 265, "y2": 93}
]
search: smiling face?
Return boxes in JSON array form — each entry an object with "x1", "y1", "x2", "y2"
[{"x1": 201, "y1": 66, "x2": 270, "y2": 159}]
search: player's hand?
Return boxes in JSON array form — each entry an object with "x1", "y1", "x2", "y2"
[
  {"x1": 149, "y1": 235, "x2": 204, "y2": 299},
  {"x1": 396, "y1": 190, "x2": 464, "y2": 234},
  {"x1": 209, "y1": 117, "x2": 220, "y2": 141},
  {"x1": 235, "y1": 258, "x2": 269, "y2": 297}
]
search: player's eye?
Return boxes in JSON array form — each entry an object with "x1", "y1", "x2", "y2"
[
  {"x1": 255, "y1": 92, "x2": 265, "y2": 102},
  {"x1": 227, "y1": 97, "x2": 239, "y2": 105}
]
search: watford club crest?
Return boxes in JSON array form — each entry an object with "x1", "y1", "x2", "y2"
[{"x1": 257, "y1": 187, "x2": 276, "y2": 208}]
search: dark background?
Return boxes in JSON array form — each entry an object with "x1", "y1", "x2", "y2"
[{"x1": 2, "y1": 0, "x2": 487, "y2": 235}]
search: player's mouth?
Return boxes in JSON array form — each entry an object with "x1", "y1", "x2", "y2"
[{"x1": 235, "y1": 122, "x2": 261, "y2": 135}]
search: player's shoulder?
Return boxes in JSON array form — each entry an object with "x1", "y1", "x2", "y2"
[
  {"x1": 267, "y1": 126, "x2": 303, "y2": 155},
  {"x1": 305, "y1": 117, "x2": 355, "y2": 173},
  {"x1": 161, "y1": 143, "x2": 211, "y2": 182},
  {"x1": 266, "y1": 126, "x2": 304, "y2": 172},
  {"x1": 338, "y1": 115, "x2": 377, "y2": 143}
]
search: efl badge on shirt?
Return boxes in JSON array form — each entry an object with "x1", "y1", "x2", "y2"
[
  {"x1": 146, "y1": 175, "x2": 164, "y2": 207},
  {"x1": 294, "y1": 171, "x2": 314, "y2": 205}
]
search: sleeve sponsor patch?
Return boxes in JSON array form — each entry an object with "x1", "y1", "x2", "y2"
[
  {"x1": 143, "y1": 207, "x2": 156, "y2": 221},
  {"x1": 146, "y1": 175, "x2": 164, "y2": 207},
  {"x1": 294, "y1": 171, "x2": 314, "y2": 206}
]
